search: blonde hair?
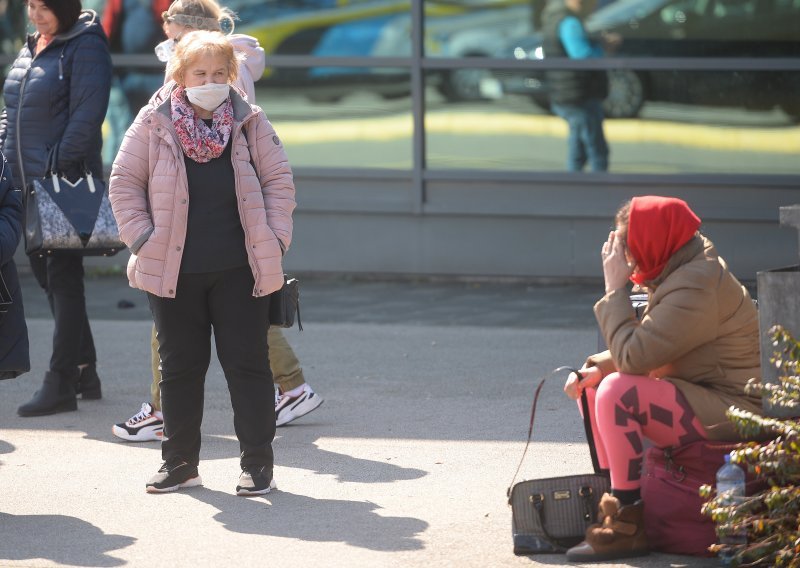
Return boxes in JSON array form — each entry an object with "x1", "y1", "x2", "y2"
[
  {"x1": 170, "y1": 31, "x2": 240, "y2": 86},
  {"x1": 163, "y1": 0, "x2": 236, "y2": 34}
]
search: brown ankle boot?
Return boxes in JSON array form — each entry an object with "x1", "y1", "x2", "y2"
[{"x1": 566, "y1": 493, "x2": 648, "y2": 562}]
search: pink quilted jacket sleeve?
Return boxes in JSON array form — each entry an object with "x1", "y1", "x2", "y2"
[
  {"x1": 109, "y1": 111, "x2": 154, "y2": 253},
  {"x1": 248, "y1": 112, "x2": 295, "y2": 252}
]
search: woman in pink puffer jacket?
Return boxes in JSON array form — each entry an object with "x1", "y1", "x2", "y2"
[{"x1": 109, "y1": 30, "x2": 294, "y2": 496}]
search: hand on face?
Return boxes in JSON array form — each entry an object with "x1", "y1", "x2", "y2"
[{"x1": 601, "y1": 229, "x2": 633, "y2": 294}]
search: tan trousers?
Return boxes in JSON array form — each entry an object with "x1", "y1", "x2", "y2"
[{"x1": 149, "y1": 324, "x2": 305, "y2": 411}]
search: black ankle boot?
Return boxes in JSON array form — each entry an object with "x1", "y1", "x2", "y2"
[
  {"x1": 76, "y1": 365, "x2": 102, "y2": 400},
  {"x1": 18, "y1": 371, "x2": 78, "y2": 417}
]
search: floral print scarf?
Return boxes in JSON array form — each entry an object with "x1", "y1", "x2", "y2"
[{"x1": 170, "y1": 85, "x2": 234, "y2": 163}]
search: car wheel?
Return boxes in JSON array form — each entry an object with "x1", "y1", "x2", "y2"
[
  {"x1": 603, "y1": 70, "x2": 645, "y2": 119},
  {"x1": 438, "y1": 67, "x2": 491, "y2": 102}
]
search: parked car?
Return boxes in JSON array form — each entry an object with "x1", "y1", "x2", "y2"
[
  {"x1": 489, "y1": 0, "x2": 800, "y2": 120},
  {"x1": 234, "y1": 0, "x2": 532, "y2": 102},
  {"x1": 302, "y1": 2, "x2": 533, "y2": 102},
  {"x1": 423, "y1": 3, "x2": 532, "y2": 101}
]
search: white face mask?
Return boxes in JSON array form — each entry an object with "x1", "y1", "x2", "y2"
[
  {"x1": 154, "y1": 38, "x2": 177, "y2": 63},
  {"x1": 185, "y1": 83, "x2": 230, "y2": 111}
]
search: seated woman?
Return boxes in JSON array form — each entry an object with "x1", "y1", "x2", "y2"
[{"x1": 563, "y1": 195, "x2": 762, "y2": 562}]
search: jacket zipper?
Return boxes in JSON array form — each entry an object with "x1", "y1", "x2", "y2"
[
  {"x1": 15, "y1": 70, "x2": 29, "y2": 191},
  {"x1": 154, "y1": 113, "x2": 186, "y2": 298},
  {"x1": 15, "y1": 39, "x2": 63, "y2": 191}
]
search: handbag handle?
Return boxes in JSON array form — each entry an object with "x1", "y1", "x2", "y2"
[
  {"x1": 45, "y1": 143, "x2": 94, "y2": 178},
  {"x1": 506, "y1": 367, "x2": 607, "y2": 500},
  {"x1": 530, "y1": 483, "x2": 598, "y2": 551},
  {"x1": 45, "y1": 144, "x2": 60, "y2": 177},
  {"x1": 578, "y1": 375, "x2": 605, "y2": 475}
]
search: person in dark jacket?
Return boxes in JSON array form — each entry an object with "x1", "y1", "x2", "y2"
[
  {"x1": 541, "y1": 0, "x2": 620, "y2": 172},
  {"x1": 0, "y1": 0, "x2": 112, "y2": 416},
  {"x1": 0, "y1": 151, "x2": 30, "y2": 381}
]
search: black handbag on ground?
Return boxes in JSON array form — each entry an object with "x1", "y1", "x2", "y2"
[
  {"x1": 25, "y1": 144, "x2": 124, "y2": 257},
  {"x1": 269, "y1": 275, "x2": 302, "y2": 330},
  {"x1": 508, "y1": 368, "x2": 610, "y2": 555}
]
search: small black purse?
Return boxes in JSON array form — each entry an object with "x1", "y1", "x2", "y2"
[
  {"x1": 269, "y1": 275, "x2": 302, "y2": 330},
  {"x1": 508, "y1": 368, "x2": 611, "y2": 555},
  {"x1": 25, "y1": 144, "x2": 124, "y2": 257}
]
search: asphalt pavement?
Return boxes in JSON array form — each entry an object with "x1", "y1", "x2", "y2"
[{"x1": 0, "y1": 270, "x2": 721, "y2": 567}]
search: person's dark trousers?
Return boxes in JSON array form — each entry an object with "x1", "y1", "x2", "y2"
[
  {"x1": 552, "y1": 99, "x2": 609, "y2": 172},
  {"x1": 148, "y1": 265, "x2": 274, "y2": 471},
  {"x1": 29, "y1": 253, "x2": 97, "y2": 373}
]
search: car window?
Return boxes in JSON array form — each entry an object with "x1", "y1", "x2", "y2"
[
  {"x1": 775, "y1": 0, "x2": 800, "y2": 12},
  {"x1": 712, "y1": 0, "x2": 756, "y2": 19},
  {"x1": 660, "y1": 0, "x2": 710, "y2": 25}
]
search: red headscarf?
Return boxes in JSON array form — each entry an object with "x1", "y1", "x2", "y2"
[{"x1": 627, "y1": 196, "x2": 701, "y2": 285}]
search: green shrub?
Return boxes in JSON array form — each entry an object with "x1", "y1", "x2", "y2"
[{"x1": 700, "y1": 325, "x2": 800, "y2": 567}]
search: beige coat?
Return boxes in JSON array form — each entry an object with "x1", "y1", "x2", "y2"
[
  {"x1": 587, "y1": 235, "x2": 762, "y2": 441},
  {"x1": 109, "y1": 86, "x2": 294, "y2": 299}
]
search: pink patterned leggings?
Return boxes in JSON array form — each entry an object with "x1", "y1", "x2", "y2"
[{"x1": 583, "y1": 372, "x2": 708, "y2": 490}]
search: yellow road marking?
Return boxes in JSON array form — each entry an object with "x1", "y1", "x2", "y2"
[{"x1": 275, "y1": 112, "x2": 800, "y2": 154}]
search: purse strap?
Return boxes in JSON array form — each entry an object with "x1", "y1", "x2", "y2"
[
  {"x1": 46, "y1": 143, "x2": 93, "y2": 178},
  {"x1": 506, "y1": 367, "x2": 606, "y2": 499},
  {"x1": 46, "y1": 144, "x2": 59, "y2": 177},
  {"x1": 531, "y1": 482, "x2": 599, "y2": 551},
  {"x1": 579, "y1": 379, "x2": 604, "y2": 475}
]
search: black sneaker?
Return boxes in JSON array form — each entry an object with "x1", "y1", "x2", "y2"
[
  {"x1": 146, "y1": 460, "x2": 202, "y2": 493},
  {"x1": 236, "y1": 465, "x2": 276, "y2": 496}
]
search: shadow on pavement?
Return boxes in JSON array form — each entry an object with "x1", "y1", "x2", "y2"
[
  {"x1": 0, "y1": 512, "x2": 135, "y2": 566},
  {"x1": 187, "y1": 487, "x2": 428, "y2": 552}
]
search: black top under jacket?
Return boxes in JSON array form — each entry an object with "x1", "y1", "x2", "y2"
[{"x1": 181, "y1": 135, "x2": 249, "y2": 274}]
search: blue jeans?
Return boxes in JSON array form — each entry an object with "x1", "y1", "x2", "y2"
[{"x1": 552, "y1": 99, "x2": 609, "y2": 172}]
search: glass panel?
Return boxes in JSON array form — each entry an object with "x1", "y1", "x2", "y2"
[
  {"x1": 419, "y1": 1, "x2": 539, "y2": 102},
  {"x1": 423, "y1": 1, "x2": 535, "y2": 59},
  {"x1": 0, "y1": 0, "x2": 26, "y2": 69},
  {"x1": 421, "y1": 0, "x2": 795, "y2": 110},
  {"x1": 426, "y1": 68, "x2": 800, "y2": 175},
  {"x1": 257, "y1": 67, "x2": 413, "y2": 169},
  {"x1": 233, "y1": 0, "x2": 411, "y2": 57},
  {"x1": 423, "y1": 0, "x2": 800, "y2": 76},
  {"x1": 593, "y1": 0, "x2": 800, "y2": 57},
  {"x1": 102, "y1": 66, "x2": 412, "y2": 170},
  {"x1": 103, "y1": 68, "x2": 165, "y2": 165}
]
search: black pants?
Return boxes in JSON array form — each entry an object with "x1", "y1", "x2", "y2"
[
  {"x1": 30, "y1": 254, "x2": 96, "y2": 376},
  {"x1": 147, "y1": 265, "x2": 274, "y2": 470}
]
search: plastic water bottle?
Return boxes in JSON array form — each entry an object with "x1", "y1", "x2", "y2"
[{"x1": 716, "y1": 454, "x2": 746, "y2": 565}]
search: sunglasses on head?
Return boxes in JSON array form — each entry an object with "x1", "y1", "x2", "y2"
[{"x1": 161, "y1": 12, "x2": 219, "y2": 29}]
